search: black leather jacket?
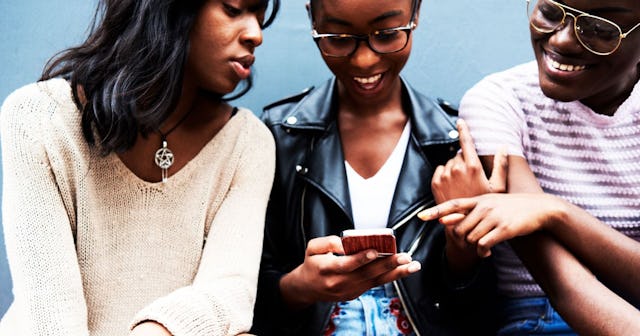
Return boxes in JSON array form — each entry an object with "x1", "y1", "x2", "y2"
[{"x1": 252, "y1": 78, "x2": 496, "y2": 335}]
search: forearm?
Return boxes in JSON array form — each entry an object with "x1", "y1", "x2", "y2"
[
  {"x1": 547, "y1": 198, "x2": 640, "y2": 303},
  {"x1": 512, "y1": 233, "x2": 640, "y2": 335},
  {"x1": 504, "y1": 156, "x2": 640, "y2": 332},
  {"x1": 279, "y1": 269, "x2": 316, "y2": 309}
]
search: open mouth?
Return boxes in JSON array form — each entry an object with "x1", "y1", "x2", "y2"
[
  {"x1": 231, "y1": 55, "x2": 255, "y2": 80},
  {"x1": 353, "y1": 73, "x2": 383, "y2": 91},
  {"x1": 544, "y1": 52, "x2": 588, "y2": 73},
  {"x1": 549, "y1": 59, "x2": 586, "y2": 72},
  {"x1": 354, "y1": 74, "x2": 382, "y2": 84}
]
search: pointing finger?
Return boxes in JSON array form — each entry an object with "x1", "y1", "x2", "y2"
[{"x1": 417, "y1": 197, "x2": 478, "y2": 221}]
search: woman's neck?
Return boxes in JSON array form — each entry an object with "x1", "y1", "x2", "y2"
[{"x1": 581, "y1": 67, "x2": 639, "y2": 117}]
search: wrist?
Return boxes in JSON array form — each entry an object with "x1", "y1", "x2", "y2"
[
  {"x1": 445, "y1": 242, "x2": 480, "y2": 276},
  {"x1": 442, "y1": 246, "x2": 483, "y2": 289},
  {"x1": 544, "y1": 194, "x2": 571, "y2": 233},
  {"x1": 279, "y1": 269, "x2": 314, "y2": 310}
]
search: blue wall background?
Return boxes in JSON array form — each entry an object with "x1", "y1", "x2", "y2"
[{"x1": 0, "y1": 0, "x2": 533, "y2": 319}]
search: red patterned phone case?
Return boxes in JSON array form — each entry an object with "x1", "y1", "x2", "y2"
[{"x1": 341, "y1": 228, "x2": 396, "y2": 256}]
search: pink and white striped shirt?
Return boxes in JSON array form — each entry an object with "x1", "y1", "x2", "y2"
[{"x1": 459, "y1": 61, "x2": 640, "y2": 298}]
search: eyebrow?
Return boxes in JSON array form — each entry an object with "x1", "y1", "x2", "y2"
[{"x1": 323, "y1": 10, "x2": 405, "y2": 27}]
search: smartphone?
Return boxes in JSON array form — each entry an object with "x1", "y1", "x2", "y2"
[{"x1": 341, "y1": 228, "x2": 396, "y2": 257}]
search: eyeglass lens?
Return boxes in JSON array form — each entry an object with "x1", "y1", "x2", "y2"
[
  {"x1": 527, "y1": 0, "x2": 622, "y2": 54},
  {"x1": 317, "y1": 28, "x2": 410, "y2": 57}
]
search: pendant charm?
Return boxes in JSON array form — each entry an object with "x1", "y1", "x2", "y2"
[{"x1": 155, "y1": 140, "x2": 174, "y2": 182}]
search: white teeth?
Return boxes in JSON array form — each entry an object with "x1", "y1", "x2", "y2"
[
  {"x1": 354, "y1": 74, "x2": 382, "y2": 84},
  {"x1": 551, "y1": 60, "x2": 586, "y2": 72}
]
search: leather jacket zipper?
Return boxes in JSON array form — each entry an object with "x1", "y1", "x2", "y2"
[
  {"x1": 299, "y1": 185, "x2": 308, "y2": 260},
  {"x1": 388, "y1": 200, "x2": 432, "y2": 336},
  {"x1": 391, "y1": 199, "x2": 434, "y2": 237},
  {"x1": 393, "y1": 280, "x2": 421, "y2": 336}
]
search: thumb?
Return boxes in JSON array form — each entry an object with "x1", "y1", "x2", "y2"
[{"x1": 488, "y1": 147, "x2": 508, "y2": 193}]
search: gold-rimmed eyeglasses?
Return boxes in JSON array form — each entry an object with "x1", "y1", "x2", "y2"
[
  {"x1": 527, "y1": 0, "x2": 640, "y2": 56},
  {"x1": 309, "y1": 0, "x2": 419, "y2": 57}
]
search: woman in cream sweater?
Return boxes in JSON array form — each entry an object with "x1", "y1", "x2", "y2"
[{"x1": 0, "y1": 0, "x2": 279, "y2": 335}]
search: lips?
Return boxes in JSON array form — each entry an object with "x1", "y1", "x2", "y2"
[{"x1": 230, "y1": 55, "x2": 255, "y2": 80}]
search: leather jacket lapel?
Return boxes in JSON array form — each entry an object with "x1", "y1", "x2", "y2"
[
  {"x1": 388, "y1": 138, "x2": 433, "y2": 227},
  {"x1": 283, "y1": 78, "x2": 354, "y2": 226},
  {"x1": 301, "y1": 124, "x2": 353, "y2": 225},
  {"x1": 388, "y1": 79, "x2": 458, "y2": 226}
]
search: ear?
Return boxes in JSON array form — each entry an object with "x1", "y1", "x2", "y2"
[{"x1": 413, "y1": 0, "x2": 421, "y2": 27}]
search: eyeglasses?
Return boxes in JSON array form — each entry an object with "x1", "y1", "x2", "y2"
[
  {"x1": 309, "y1": 0, "x2": 419, "y2": 57},
  {"x1": 311, "y1": 22, "x2": 416, "y2": 57},
  {"x1": 527, "y1": 0, "x2": 640, "y2": 56}
]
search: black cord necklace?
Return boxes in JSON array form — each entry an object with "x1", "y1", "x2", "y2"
[{"x1": 154, "y1": 110, "x2": 192, "y2": 183}]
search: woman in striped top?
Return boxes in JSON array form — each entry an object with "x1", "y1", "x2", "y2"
[{"x1": 418, "y1": 0, "x2": 640, "y2": 335}]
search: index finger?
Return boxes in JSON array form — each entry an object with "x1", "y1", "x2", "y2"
[
  {"x1": 457, "y1": 119, "x2": 480, "y2": 165},
  {"x1": 417, "y1": 197, "x2": 479, "y2": 221}
]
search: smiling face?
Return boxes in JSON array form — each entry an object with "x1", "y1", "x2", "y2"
[
  {"x1": 310, "y1": 0, "x2": 417, "y2": 107},
  {"x1": 531, "y1": 0, "x2": 640, "y2": 115},
  {"x1": 185, "y1": 0, "x2": 266, "y2": 95}
]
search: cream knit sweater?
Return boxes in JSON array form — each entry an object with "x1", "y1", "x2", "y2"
[{"x1": 0, "y1": 78, "x2": 275, "y2": 335}]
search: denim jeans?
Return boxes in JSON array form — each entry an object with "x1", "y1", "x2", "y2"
[
  {"x1": 323, "y1": 283, "x2": 415, "y2": 336},
  {"x1": 498, "y1": 297, "x2": 577, "y2": 335}
]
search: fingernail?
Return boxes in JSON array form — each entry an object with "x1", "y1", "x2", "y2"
[
  {"x1": 417, "y1": 211, "x2": 429, "y2": 220},
  {"x1": 366, "y1": 251, "x2": 377, "y2": 260},
  {"x1": 397, "y1": 254, "x2": 412, "y2": 264},
  {"x1": 408, "y1": 261, "x2": 422, "y2": 273}
]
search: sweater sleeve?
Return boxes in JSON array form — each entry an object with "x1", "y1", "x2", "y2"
[
  {"x1": 458, "y1": 70, "x2": 528, "y2": 158},
  {"x1": 0, "y1": 84, "x2": 89, "y2": 335},
  {"x1": 130, "y1": 114, "x2": 276, "y2": 336}
]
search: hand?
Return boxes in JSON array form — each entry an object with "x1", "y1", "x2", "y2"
[
  {"x1": 430, "y1": 119, "x2": 508, "y2": 204},
  {"x1": 428, "y1": 119, "x2": 508, "y2": 270},
  {"x1": 419, "y1": 193, "x2": 562, "y2": 257},
  {"x1": 130, "y1": 321, "x2": 172, "y2": 336},
  {"x1": 279, "y1": 236, "x2": 421, "y2": 309}
]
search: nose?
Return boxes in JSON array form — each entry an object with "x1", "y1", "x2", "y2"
[
  {"x1": 549, "y1": 14, "x2": 584, "y2": 53},
  {"x1": 350, "y1": 40, "x2": 380, "y2": 70},
  {"x1": 241, "y1": 16, "x2": 263, "y2": 50}
]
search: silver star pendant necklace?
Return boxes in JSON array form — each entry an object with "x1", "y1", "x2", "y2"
[{"x1": 154, "y1": 110, "x2": 192, "y2": 183}]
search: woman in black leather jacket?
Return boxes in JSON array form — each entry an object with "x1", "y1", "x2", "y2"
[{"x1": 252, "y1": 0, "x2": 497, "y2": 334}]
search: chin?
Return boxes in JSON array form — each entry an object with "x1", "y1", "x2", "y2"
[{"x1": 539, "y1": 81, "x2": 580, "y2": 102}]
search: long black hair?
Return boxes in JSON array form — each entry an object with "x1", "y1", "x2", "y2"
[{"x1": 41, "y1": 0, "x2": 280, "y2": 154}]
